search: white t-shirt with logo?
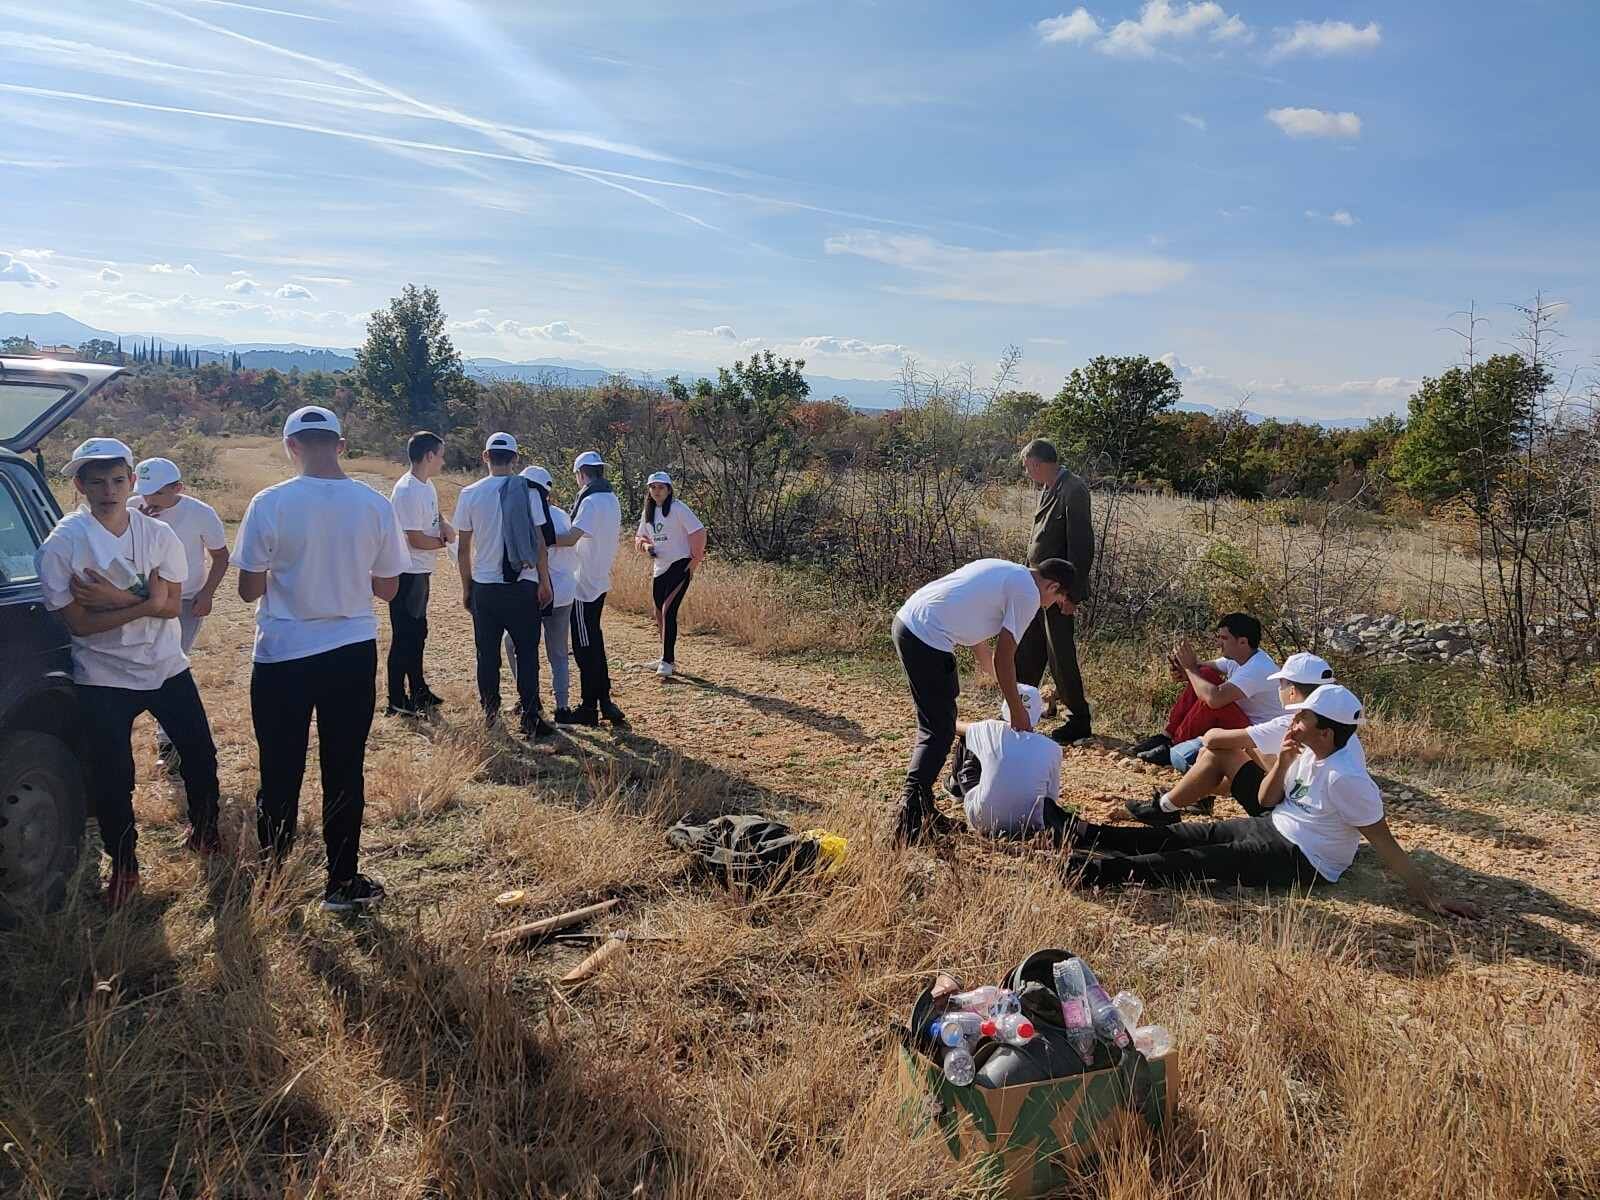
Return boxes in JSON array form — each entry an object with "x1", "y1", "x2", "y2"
[
  {"x1": 1213, "y1": 649, "x2": 1288, "y2": 725},
  {"x1": 390, "y1": 471, "x2": 442, "y2": 576},
  {"x1": 36, "y1": 508, "x2": 190, "y2": 689},
  {"x1": 127, "y1": 493, "x2": 226, "y2": 601},
  {"x1": 961, "y1": 719, "x2": 1063, "y2": 836},
  {"x1": 637, "y1": 500, "x2": 704, "y2": 577},
  {"x1": 452, "y1": 475, "x2": 551, "y2": 586},
  {"x1": 1248, "y1": 714, "x2": 1367, "y2": 770},
  {"x1": 233, "y1": 476, "x2": 411, "y2": 664},
  {"x1": 546, "y1": 505, "x2": 578, "y2": 609},
  {"x1": 896, "y1": 559, "x2": 1042, "y2": 654},
  {"x1": 1270, "y1": 742, "x2": 1384, "y2": 881},
  {"x1": 571, "y1": 487, "x2": 622, "y2": 603}
]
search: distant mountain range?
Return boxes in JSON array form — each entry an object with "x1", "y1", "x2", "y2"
[{"x1": 3, "y1": 310, "x2": 1378, "y2": 425}]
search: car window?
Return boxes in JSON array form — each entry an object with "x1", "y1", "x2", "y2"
[
  {"x1": 0, "y1": 380, "x2": 73, "y2": 443},
  {"x1": 0, "y1": 476, "x2": 41, "y2": 585}
]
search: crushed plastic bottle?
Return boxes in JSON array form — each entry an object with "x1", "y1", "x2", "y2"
[
  {"x1": 1051, "y1": 959, "x2": 1098, "y2": 1062},
  {"x1": 1133, "y1": 1025, "x2": 1173, "y2": 1059},
  {"x1": 994, "y1": 1012, "x2": 1036, "y2": 1045},
  {"x1": 948, "y1": 986, "x2": 1020, "y2": 1017},
  {"x1": 1112, "y1": 990, "x2": 1144, "y2": 1033}
]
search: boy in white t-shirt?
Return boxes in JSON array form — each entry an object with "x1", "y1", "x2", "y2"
[
  {"x1": 565, "y1": 451, "x2": 627, "y2": 727},
  {"x1": 944, "y1": 685, "x2": 1064, "y2": 836},
  {"x1": 35, "y1": 439, "x2": 221, "y2": 907},
  {"x1": 234, "y1": 406, "x2": 411, "y2": 912},
  {"x1": 385, "y1": 431, "x2": 455, "y2": 716},
  {"x1": 1060, "y1": 686, "x2": 1479, "y2": 919}
]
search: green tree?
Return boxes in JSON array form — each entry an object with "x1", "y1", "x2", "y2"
[
  {"x1": 1390, "y1": 353, "x2": 1551, "y2": 505},
  {"x1": 77, "y1": 339, "x2": 118, "y2": 363},
  {"x1": 1042, "y1": 354, "x2": 1181, "y2": 480},
  {"x1": 2, "y1": 335, "x2": 38, "y2": 354},
  {"x1": 355, "y1": 284, "x2": 470, "y2": 429}
]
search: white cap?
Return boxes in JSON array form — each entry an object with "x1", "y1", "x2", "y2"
[
  {"x1": 646, "y1": 470, "x2": 673, "y2": 487},
  {"x1": 520, "y1": 465, "x2": 553, "y2": 490},
  {"x1": 1287, "y1": 684, "x2": 1366, "y2": 726},
  {"x1": 1000, "y1": 684, "x2": 1045, "y2": 728},
  {"x1": 61, "y1": 437, "x2": 134, "y2": 477},
  {"x1": 573, "y1": 450, "x2": 605, "y2": 471},
  {"x1": 485, "y1": 431, "x2": 519, "y2": 454},
  {"x1": 283, "y1": 405, "x2": 342, "y2": 438},
  {"x1": 133, "y1": 457, "x2": 182, "y2": 496},
  {"x1": 1270, "y1": 652, "x2": 1335, "y2": 687}
]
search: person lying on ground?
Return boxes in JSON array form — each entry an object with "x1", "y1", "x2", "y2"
[
  {"x1": 1060, "y1": 685, "x2": 1480, "y2": 919},
  {"x1": 891, "y1": 557, "x2": 1077, "y2": 845},
  {"x1": 1124, "y1": 651, "x2": 1345, "y2": 826},
  {"x1": 945, "y1": 684, "x2": 1065, "y2": 836},
  {"x1": 1128, "y1": 612, "x2": 1286, "y2": 769}
]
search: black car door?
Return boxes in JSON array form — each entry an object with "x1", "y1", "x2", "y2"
[{"x1": 0, "y1": 458, "x2": 71, "y2": 720}]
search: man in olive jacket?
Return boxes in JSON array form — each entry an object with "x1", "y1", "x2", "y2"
[{"x1": 1016, "y1": 438, "x2": 1094, "y2": 743}]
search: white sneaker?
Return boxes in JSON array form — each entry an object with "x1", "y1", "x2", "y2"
[{"x1": 657, "y1": 661, "x2": 674, "y2": 677}]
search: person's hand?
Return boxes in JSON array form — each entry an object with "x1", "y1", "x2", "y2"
[
  {"x1": 462, "y1": 587, "x2": 473, "y2": 612},
  {"x1": 190, "y1": 590, "x2": 215, "y2": 618},
  {"x1": 1173, "y1": 640, "x2": 1200, "y2": 671},
  {"x1": 1428, "y1": 895, "x2": 1482, "y2": 920},
  {"x1": 1278, "y1": 726, "x2": 1305, "y2": 756},
  {"x1": 70, "y1": 569, "x2": 136, "y2": 611},
  {"x1": 538, "y1": 579, "x2": 553, "y2": 608},
  {"x1": 1007, "y1": 696, "x2": 1033, "y2": 733},
  {"x1": 439, "y1": 518, "x2": 456, "y2": 544}
]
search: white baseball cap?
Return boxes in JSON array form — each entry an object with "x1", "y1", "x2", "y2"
[
  {"x1": 61, "y1": 437, "x2": 134, "y2": 477},
  {"x1": 485, "y1": 431, "x2": 519, "y2": 454},
  {"x1": 1287, "y1": 684, "x2": 1366, "y2": 726},
  {"x1": 520, "y1": 465, "x2": 553, "y2": 489},
  {"x1": 646, "y1": 470, "x2": 673, "y2": 487},
  {"x1": 283, "y1": 405, "x2": 342, "y2": 438},
  {"x1": 1270, "y1": 652, "x2": 1335, "y2": 687},
  {"x1": 573, "y1": 450, "x2": 605, "y2": 471},
  {"x1": 999, "y1": 684, "x2": 1045, "y2": 728},
  {"x1": 133, "y1": 457, "x2": 182, "y2": 496}
]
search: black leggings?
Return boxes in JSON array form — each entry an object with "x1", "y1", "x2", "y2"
[
  {"x1": 1066, "y1": 816, "x2": 1321, "y2": 890},
  {"x1": 653, "y1": 557, "x2": 692, "y2": 665}
]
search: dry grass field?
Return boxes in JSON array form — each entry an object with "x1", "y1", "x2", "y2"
[{"x1": 5, "y1": 442, "x2": 1598, "y2": 1199}]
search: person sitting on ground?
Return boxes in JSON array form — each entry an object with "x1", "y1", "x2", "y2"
[
  {"x1": 1125, "y1": 651, "x2": 1346, "y2": 826},
  {"x1": 1128, "y1": 612, "x2": 1286, "y2": 770},
  {"x1": 1059, "y1": 685, "x2": 1480, "y2": 919},
  {"x1": 945, "y1": 684, "x2": 1064, "y2": 837},
  {"x1": 891, "y1": 557, "x2": 1078, "y2": 844}
]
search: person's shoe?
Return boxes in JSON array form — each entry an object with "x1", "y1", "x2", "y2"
[
  {"x1": 1043, "y1": 798, "x2": 1088, "y2": 850},
  {"x1": 484, "y1": 709, "x2": 502, "y2": 732},
  {"x1": 413, "y1": 690, "x2": 444, "y2": 711},
  {"x1": 104, "y1": 867, "x2": 141, "y2": 909},
  {"x1": 1134, "y1": 737, "x2": 1175, "y2": 766},
  {"x1": 893, "y1": 799, "x2": 928, "y2": 846},
  {"x1": 563, "y1": 703, "x2": 601, "y2": 727},
  {"x1": 599, "y1": 700, "x2": 629, "y2": 726},
  {"x1": 1195, "y1": 796, "x2": 1215, "y2": 817},
  {"x1": 386, "y1": 702, "x2": 421, "y2": 718},
  {"x1": 321, "y1": 873, "x2": 386, "y2": 913},
  {"x1": 1051, "y1": 713, "x2": 1094, "y2": 745},
  {"x1": 944, "y1": 768, "x2": 966, "y2": 800},
  {"x1": 1128, "y1": 733, "x2": 1170, "y2": 758},
  {"x1": 1126, "y1": 790, "x2": 1183, "y2": 827},
  {"x1": 522, "y1": 717, "x2": 556, "y2": 740},
  {"x1": 553, "y1": 706, "x2": 584, "y2": 726},
  {"x1": 183, "y1": 825, "x2": 223, "y2": 857},
  {"x1": 657, "y1": 661, "x2": 675, "y2": 678}
]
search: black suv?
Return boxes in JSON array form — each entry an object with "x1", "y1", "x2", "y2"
[{"x1": 0, "y1": 356, "x2": 125, "y2": 912}]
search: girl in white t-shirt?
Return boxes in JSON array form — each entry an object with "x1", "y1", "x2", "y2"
[{"x1": 633, "y1": 471, "x2": 705, "y2": 677}]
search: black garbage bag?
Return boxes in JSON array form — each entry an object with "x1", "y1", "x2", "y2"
[{"x1": 665, "y1": 813, "x2": 821, "y2": 890}]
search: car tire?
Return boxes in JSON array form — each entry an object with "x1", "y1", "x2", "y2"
[{"x1": 0, "y1": 731, "x2": 87, "y2": 915}]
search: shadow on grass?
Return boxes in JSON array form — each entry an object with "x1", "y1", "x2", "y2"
[{"x1": 667, "y1": 670, "x2": 875, "y2": 746}]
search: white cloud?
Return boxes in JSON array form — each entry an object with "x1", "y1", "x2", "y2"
[
  {"x1": 81, "y1": 288, "x2": 360, "y2": 330},
  {"x1": 1218, "y1": 205, "x2": 1256, "y2": 218},
  {"x1": 1098, "y1": 1, "x2": 1250, "y2": 58},
  {"x1": 450, "y1": 318, "x2": 496, "y2": 335},
  {"x1": 97, "y1": 267, "x2": 123, "y2": 284},
  {"x1": 296, "y1": 275, "x2": 352, "y2": 287},
  {"x1": 274, "y1": 283, "x2": 314, "y2": 300},
  {"x1": 528, "y1": 320, "x2": 583, "y2": 343},
  {"x1": 684, "y1": 325, "x2": 739, "y2": 340},
  {"x1": 12, "y1": 248, "x2": 53, "y2": 259},
  {"x1": 230, "y1": 269, "x2": 253, "y2": 277},
  {"x1": 1267, "y1": 107, "x2": 1362, "y2": 139},
  {"x1": 0, "y1": 252, "x2": 58, "y2": 288},
  {"x1": 1306, "y1": 209, "x2": 1359, "y2": 227},
  {"x1": 466, "y1": 318, "x2": 588, "y2": 343},
  {"x1": 796, "y1": 335, "x2": 911, "y2": 362},
  {"x1": 1179, "y1": 112, "x2": 1207, "y2": 131},
  {"x1": 151, "y1": 262, "x2": 201, "y2": 275},
  {"x1": 226, "y1": 277, "x2": 259, "y2": 294},
  {"x1": 824, "y1": 230, "x2": 1189, "y2": 305},
  {"x1": 1269, "y1": 20, "x2": 1381, "y2": 60},
  {"x1": 1036, "y1": 8, "x2": 1102, "y2": 44}
]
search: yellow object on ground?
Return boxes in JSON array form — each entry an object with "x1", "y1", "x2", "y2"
[{"x1": 802, "y1": 828, "x2": 848, "y2": 872}]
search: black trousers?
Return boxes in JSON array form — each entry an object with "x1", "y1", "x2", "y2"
[
  {"x1": 470, "y1": 580, "x2": 542, "y2": 720},
  {"x1": 1016, "y1": 605, "x2": 1088, "y2": 716},
  {"x1": 386, "y1": 572, "x2": 431, "y2": 706},
  {"x1": 1066, "y1": 816, "x2": 1320, "y2": 889},
  {"x1": 251, "y1": 639, "x2": 376, "y2": 885},
  {"x1": 571, "y1": 592, "x2": 612, "y2": 706},
  {"x1": 79, "y1": 670, "x2": 220, "y2": 872},
  {"x1": 892, "y1": 617, "x2": 959, "y2": 807},
  {"x1": 652, "y1": 558, "x2": 692, "y2": 664}
]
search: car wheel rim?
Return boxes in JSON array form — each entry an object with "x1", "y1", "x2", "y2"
[{"x1": 0, "y1": 768, "x2": 65, "y2": 900}]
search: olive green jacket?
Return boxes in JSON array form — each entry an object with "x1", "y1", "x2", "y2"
[{"x1": 1028, "y1": 468, "x2": 1094, "y2": 602}]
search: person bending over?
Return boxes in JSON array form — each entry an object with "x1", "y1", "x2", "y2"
[
  {"x1": 891, "y1": 557, "x2": 1077, "y2": 845},
  {"x1": 946, "y1": 684, "x2": 1064, "y2": 836},
  {"x1": 1129, "y1": 612, "x2": 1286, "y2": 769},
  {"x1": 1125, "y1": 651, "x2": 1344, "y2": 826},
  {"x1": 1060, "y1": 685, "x2": 1479, "y2": 919}
]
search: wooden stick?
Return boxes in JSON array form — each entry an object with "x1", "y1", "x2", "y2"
[
  {"x1": 551, "y1": 931, "x2": 677, "y2": 943},
  {"x1": 559, "y1": 934, "x2": 628, "y2": 984},
  {"x1": 484, "y1": 898, "x2": 618, "y2": 948}
]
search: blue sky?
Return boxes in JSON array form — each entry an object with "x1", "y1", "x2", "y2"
[{"x1": 2, "y1": 0, "x2": 1596, "y2": 417}]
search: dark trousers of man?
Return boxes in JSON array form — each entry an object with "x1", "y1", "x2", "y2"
[
  {"x1": 1016, "y1": 606, "x2": 1088, "y2": 716},
  {"x1": 80, "y1": 670, "x2": 220, "y2": 872},
  {"x1": 252, "y1": 639, "x2": 376, "y2": 886},
  {"x1": 386, "y1": 572, "x2": 431, "y2": 708},
  {"x1": 893, "y1": 616, "x2": 959, "y2": 807},
  {"x1": 571, "y1": 592, "x2": 612, "y2": 707},
  {"x1": 1065, "y1": 816, "x2": 1320, "y2": 889},
  {"x1": 470, "y1": 580, "x2": 542, "y2": 722}
]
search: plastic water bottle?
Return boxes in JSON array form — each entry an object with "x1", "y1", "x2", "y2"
[
  {"x1": 942, "y1": 1043, "x2": 977, "y2": 1086},
  {"x1": 1075, "y1": 960, "x2": 1133, "y2": 1051},
  {"x1": 994, "y1": 1012, "x2": 1036, "y2": 1045},
  {"x1": 949, "y1": 986, "x2": 1019, "y2": 1017},
  {"x1": 1112, "y1": 990, "x2": 1144, "y2": 1033},
  {"x1": 929, "y1": 1012, "x2": 985, "y2": 1047},
  {"x1": 1051, "y1": 959, "x2": 1097, "y2": 1062},
  {"x1": 1133, "y1": 1025, "x2": 1173, "y2": 1059}
]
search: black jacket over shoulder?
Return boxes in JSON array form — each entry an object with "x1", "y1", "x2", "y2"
[{"x1": 1028, "y1": 469, "x2": 1094, "y2": 601}]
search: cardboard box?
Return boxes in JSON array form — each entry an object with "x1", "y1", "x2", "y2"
[{"x1": 895, "y1": 1041, "x2": 1176, "y2": 1198}]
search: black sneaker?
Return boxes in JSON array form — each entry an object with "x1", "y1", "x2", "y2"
[
  {"x1": 522, "y1": 717, "x2": 556, "y2": 740},
  {"x1": 1042, "y1": 797, "x2": 1088, "y2": 850},
  {"x1": 599, "y1": 700, "x2": 629, "y2": 727},
  {"x1": 386, "y1": 702, "x2": 421, "y2": 718},
  {"x1": 1126, "y1": 790, "x2": 1183, "y2": 827},
  {"x1": 1128, "y1": 733, "x2": 1170, "y2": 757},
  {"x1": 564, "y1": 703, "x2": 601, "y2": 727},
  {"x1": 322, "y1": 873, "x2": 386, "y2": 913},
  {"x1": 1134, "y1": 739, "x2": 1175, "y2": 766},
  {"x1": 893, "y1": 796, "x2": 958, "y2": 845},
  {"x1": 553, "y1": 706, "x2": 584, "y2": 725},
  {"x1": 413, "y1": 690, "x2": 444, "y2": 711},
  {"x1": 1051, "y1": 713, "x2": 1094, "y2": 745},
  {"x1": 1195, "y1": 796, "x2": 1215, "y2": 817}
]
